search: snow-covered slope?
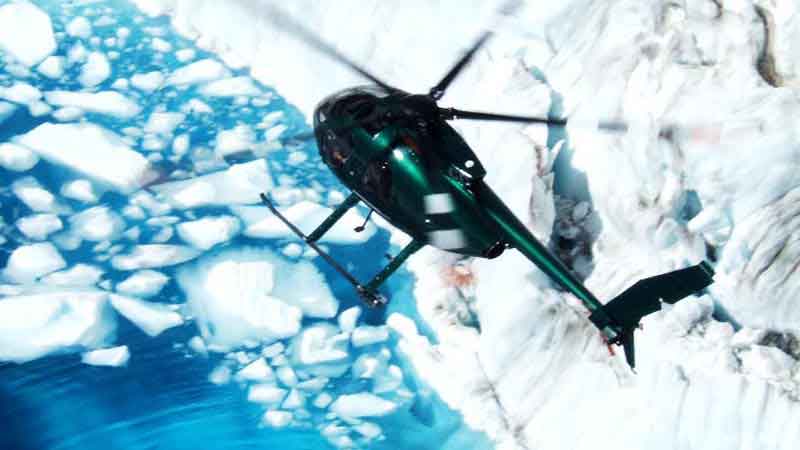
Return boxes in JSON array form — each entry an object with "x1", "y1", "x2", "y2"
[{"x1": 132, "y1": 1, "x2": 800, "y2": 449}]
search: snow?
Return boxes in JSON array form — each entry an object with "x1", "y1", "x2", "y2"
[
  {"x1": 41, "y1": 264, "x2": 104, "y2": 287},
  {"x1": 82, "y1": 346, "x2": 130, "y2": 367},
  {"x1": 109, "y1": 294, "x2": 184, "y2": 337},
  {"x1": 233, "y1": 200, "x2": 375, "y2": 244},
  {"x1": 329, "y1": 393, "x2": 399, "y2": 418},
  {"x1": 111, "y1": 245, "x2": 200, "y2": 271},
  {"x1": 16, "y1": 123, "x2": 153, "y2": 193},
  {"x1": 44, "y1": 91, "x2": 141, "y2": 119},
  {"x1": 0, "y1": 2, "x2": 56, "y2": 67},
  {"x1": 152, "y1": 160, "x2": 273, "y2": 208},
  {"x1": 200, "y1": 77, "x2": 261, "y2": 97},
  {"x1": 167, "y1": 59, "x2": 229, "y2": 86},
  {"x1": 131, "y1": 71, "x2": 165, "y2": 92},
  {"x1": 115, "y1": 270, "x2": 169, "y2": 299},
  {"x1": 37, "y1": 56, "x2": 65, "y2": 79},
  {"x1": 16, "y1": 214, "x2": 63, "y2": 240},
  {"x1": 61, "y1": 180, "x2": 98, "y2": 203},
  {"x1": 0, "y1": 290, "x2": 116, "y2": 363},
  {"x1": 78, "y1": 52, "x2": 112, "y2": 87},
  {"x1": 0, "y1": 142, "x2": 39, "y2": 172},
  {"x1": 176, "y1": 216, "x2": 241, "y2": 250},
  {"x1": 2, "y1": 243, "x2": 65, "y2": 284}
]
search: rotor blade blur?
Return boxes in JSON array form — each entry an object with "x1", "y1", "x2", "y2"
[
  {"x1": 260, "y1": 4, "x2": 396, "y2": 92},
  {"x1": 428, "y1": 0, "x2": 523, "y2": 100},
  {"x1": 441, "y1": 107, "x2": 630, "y2": 133}
]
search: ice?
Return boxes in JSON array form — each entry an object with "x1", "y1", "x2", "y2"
[
  {"x1": 115, "y1": 270, "x2": 169, "y2": 299},
  {"x1": 313, "y1": 392, "x2": 333, "y2": 409},
  {"x1": 44, "y1": 91, "x2": 141, "y2": 119},
  {"x1": 176, "y1": 216, "x2": 241, "y2": 250},
  {"x1": 16, "y1": 123, "x2": 153, "y2": 193},
  {"x1": 12, "y1": 176, "x2": 61, "y2": 213},
  {"x1": 351, "y1": 326, "x2": 389, "y2": 348},
  {"x1": 151, "y1": 37, "x2": 172, "y2": 52},
  {"x1": 236, "y1": 358, "x2": 275, "y2": 382},
  {"x1": 0, "y1": 142, "x2": 39, "y2": 172},
  {"x1": 0, "y1": 2, "x2": 56, "y2": 67},
  {"x1": 82, "y1": 345, "x2": 130, "y2": 367},
  {"x1": 233, "y1": 200, "x2": 375, "y2": 244},
  {"x1": 131, "y1": 71, "x2": 165, "y2": 92},
  {"x1": 111, "y1": 245, "x2": 200, "y2": 271},
  {"x1": 177, "y1": 248, "x2": 313, "y2": 350},
  {"x1": 282, "y1": 389, "x2": 305, "y2": 409},
  {"x1": 208, "y1": 365, "x2": 232, "y2": 385},
  {"x1": 290, "y1": 324, "x2": 349, "y2": 367},
  {"x1": 37, "y1": 56, "x2": 65, "y2": 79},
  {"x1": 276, "y1": 366, "x2": 299, "y2": 387},
  {"x1": 2, "y1": 243, "x2": 66, "y2": 284},
  {"x1": 200, "y1": 77, "x2": 261, "y2": 97},
  {"x1": 0, "y1": 290, "x2": 115, "y2": 363},
  {"x1": 41, "y1": 264, "x2": 104, "y2": 287},
  {"x1": 61, "y1": 179, "x2": 98, "y2": 204},
  {"x1": 153, "y1": 160, "x2": 273, "y2": 208},
  {"x1": 67, "y1": 17, "x2": 92, "y2": 39},
  {"x1": 167, "y1": 59, "x2": 229, "y2": 86},
  {"x1": 329, "y1": 393, "x2": 399, "y2": 418},
  {"x1": 16, "y1": 214, "x2": 63, "y2": 240},
  {"x1": 262, "y1": 410, "x2": 292, "y2": 428},
  {"x1": 248, "y1": 384, "x2": 287, "y2": 405},
  {"x1": 109, "y1": 294, "x2": 184, "y2": 337},
  {"x1": 262, "y1": 342, "x2": 285, "y2": 358},
  {"x1": 215, "y1": 125, "x2": 256, "y2": 158},
  {"x1": 144, "y1": 112, "x2": 185, "y2": 135},
  {"x1": 79, "y1": 52, "x2": 112, "y2": 87},
  {"x1": 740, "y1": 346, "x2": 795, "y2": 380},
  {"x1": 0, "y1": 82, "x2": 42, "y2": 105}
]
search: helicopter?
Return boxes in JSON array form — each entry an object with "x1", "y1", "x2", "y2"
[{"x1": 231, "y1": 1, "x2": 717, "y2": 370}]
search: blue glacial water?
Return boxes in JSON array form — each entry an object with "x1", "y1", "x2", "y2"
[{"x1": 0, "y1": 1, "x2": 492, "y2": 449}]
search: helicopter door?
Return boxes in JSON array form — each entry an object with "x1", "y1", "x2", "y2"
[{"x1": 362, "y1": 160, "x2": 392, "y2": 203}]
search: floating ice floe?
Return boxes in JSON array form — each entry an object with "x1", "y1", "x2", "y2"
[
  {"x1": 82, "y1": 345, "x2": 130, "y2": 367},
  {"x1": 237, "y1": 358, "x2": 276, "y2": 382},
  {"x1": 110, "y1": 294, "x2": 184, "y2": 337},
  {"x1": 131, "y1": 71, "x2": 165, "y2": 92},
  {"x1": 69, "y1": 206, "x2": 126, "y2": 242},
  {"x1": 215, "y1": 125, "x2": 256, "y2": 158},
  {"x1": 66, "y1": 16, "x2": 92, "y2": 39},
  {"x1": 232, "y1": 200, "x2": 375, "y2": 244},
  {"x1": 249, "y1": 384, "x2": 287, "y2": 405},
  {"x1": 11, "y1": 176, "x2": 63, "y2": 213},
  {"x1": 0, "y1": 2, "x2": 56, "y2": 67},
  {"x1": 144, "y1": 112, "x2": 185, "y2": 136},
  {"x1": 262, "y1": 410, "x2": 293, "y2": 428},
  {"x1": 0, "y1": 289, "x2": 116, "y2": 363},
  {"x1": 152, "y1": 160, "x2": 274, "y2": 208},
  {"x1": 78, "y1": 52, "x2": 112, "y2": 87},
  {"x1": 44, "y1": 91, "x2": 141, "y2": 119},
  {"x1": 111, "y1": 245, "x2": 200, "y2": 270},
  {"x1": 351, "y1": 325, "x2": 389, "y2": 348},
  {"x1": 2, "y1": 243, "x2": 66, "y2": 284},
  {"x1": 41, "y1": 264, "x2": 104, "y2": 287},
  {"x1": 200, "y1": 77, "x2": 261, "y2": 97},
  {"x1": 61, "y1": 179, "x2": 99, "y2": 203},
  {"x1": 167, "y1": 59, "x2": 229, "y2": 86},
  {"x1": 329, "y1": 393, "x2": 399, "y2": 418},
  {"x1": 37, "y1": 56, "x2": 65, "y2": 79},
  {"x1": 17, "y1": 123, "x2": 153, "y2": 194},
  {"x1": 115, "y1": 270, "x2": 169, "y2": 298},
  {"x1": 0, "y1": 82, "x2": 42, "y2": 105},
  {"x1": 176, "y1": 215, "x2": 241, "y2": 250},
  {"x1": 16, "y1": 214, "x2": 63, "y2": 240}
]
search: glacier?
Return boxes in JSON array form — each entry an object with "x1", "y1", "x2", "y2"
[{"x1": 1, "y1": 0, "x2": 799, "y2": 449}]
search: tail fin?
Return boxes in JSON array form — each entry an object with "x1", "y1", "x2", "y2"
[{"x1": 592, "y1": 261, "x2": 715, "y2": 369}]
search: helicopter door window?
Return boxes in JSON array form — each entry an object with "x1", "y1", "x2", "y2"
[
  {"x1": 362, "y1": 161, "x2": 392, "y2": 203},
  {"x1": 321, "y1": 131, "x2": 353, "y2": 168}
]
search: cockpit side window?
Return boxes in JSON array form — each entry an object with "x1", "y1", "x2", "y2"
[{"x1": 319, "y1": 128, "x2": 353, "y2": 168}]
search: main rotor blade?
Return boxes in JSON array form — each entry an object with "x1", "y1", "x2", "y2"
[
  {"x1": 260, "y1": 4, "x2": 396, "y2": 92},
  {"x1": 441, "y1": 107, "x2": 629, "y2": 133},
  {"x1": 428, "y1": 0, "x2": 523, "y2": 101}
]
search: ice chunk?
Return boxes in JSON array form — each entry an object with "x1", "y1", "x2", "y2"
[
  {"x1": 0, "y1": 142, "x2": 39, "y2": 172},
  {"x1": 109, "y1": 294, "x2": 184, "y2": 337},
  {"x1": 351, "y1": 326, "x2": 389, "y2": 347},
  {"x1": 176, "y1": 216, "x2": 241, "y2": 250},
  {"x1": 144, "y1": 112, "x2": 185, "y2": 136},
  {"x1": 208, "y1": 365, "x2": 232, "y2": 385},
  {"x1": 61, "y1": 180, "x2": 98, "y2": 203},
  {"x1": 282, "y1": 389, "x2": 305, "y2": 409},
  {"x1": 151, "y1": 37, "x2": 172, "y2": 52},
  {"x1": 78, "y1": 52, "x2": 111, "y2": 87},
  {"x1": 233, "y1": 200, "x2": 375, "y2": 244},
  {"x1": 44, "y1": 91, "x2": 141, "y2": 119},
  {"x1": 200, "y1": 77, "x2": 261, "y2": 97},
  {"x1": 167, "y1": 59, "x2": 229, "y2": 86},
  {"x1": 37, "y1": 56, "x2": 65, "y2": 79},
  {"x1": 353, "y1": 422, "x2": 382, "y2": 440},
  {"x1": 82, "y1": 346, "x2": 130, "y2": 367},
  {"x1": 115, "y1": 270, "x2": 169, "y2": 298},
  {"x1": 313, "y1": 392, "x2": 333, "y2": 409},
  {"x1": 42, "y1": 264, "x2": 104, "y2": 287},
  {"x1": 153, "y1": 160, "x2": 273, "y2": 208},
  {"x1": 111, "y1": 245, "x2": 200, "y2": 270},
  {"x1": 740, "y1": 345, "x2": 795, "y2": 380},
  {"x1": 296, "y1": 376, "x2": 328, "y2": 392},
  {"x1": 16, "y1": 214, "x2": 63, "y2": 240},
  {"x1": 0, "y1": 290, "x2": 115, "y2": 363},
  {"x1": 16, "y1": 123, "x2": 152, "y2": 194},
  {"x1": 248, "y1": 384, "x2": 287, "y2": 404},
  {"x1": 0, "y1": 101, "x2": 16, "y2": 126},
  {"x1": 2, "y1": 243, "x2": 66, "y2": 283},
  {"x1": 329, "y1": 393, "x2": 399, "y2": 418},
  {"x1": 52, "y1": 107, "x2": 84, "y2": 122},
  {"x1": 0, "y1": 2, "x2": 56, "y2": 66},
  {"x1": 276, "y1": 366, "x2": 299, "y2": 387},
  {"x1": 291, "y1": 324, "x2": 349, "y2": 366},
  {"x1": 131, "y1": 71, "x2": 165, "y2": 92},
  {"x1": 12, "y1": 177, "x2": 60, "y2": 213},
  {"x1": 262, "y1": 410, "x2": 292, "y2": 428},
  {"x1": 215, "y1": 125, "x2": 256, "y2": 158},
  {"x1": 236, "y1": 358, "x2": 275, "y2": 382},
  {"x1": 0, "y1": 82, "x2": 42, "y2": 105},
  {"x1": 372, "y1": 365, "x2": 404, "y2": 394},
  {"x1": 66, "y1": 17, "x2": 92, "y2": 39},
  {"x1": 352, "y1": 354, "x2": 384, "y2": 379},
  {"x1": 262, "y1": 342, "x2": 285, "y2": 358},
  {"x1": 338, "y1": 306, "x2": 362, "y2": 333},
  {"x1": 69, "y1": 206, "x2": 125, "y2": 242},
  {"x1": 188, "y1": 336, "x2": 207, "y2": 354}
]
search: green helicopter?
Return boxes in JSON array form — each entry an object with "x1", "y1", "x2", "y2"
[{"x1": 248, "y1": 2, "x2": 716, "y2": 369}]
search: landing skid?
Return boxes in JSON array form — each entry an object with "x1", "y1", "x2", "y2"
[{"x1": 260, "y1": 193, "x2": 390, "y2": 308}]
